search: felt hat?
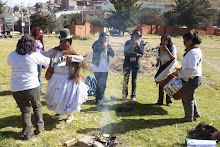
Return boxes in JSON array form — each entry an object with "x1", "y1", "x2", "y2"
[
  {"x1": 59, "y1": 28, "x2": 73, "y2": 40},
  {"x1": 131, "y1": 30, "x2": 142, "y2": 37}
]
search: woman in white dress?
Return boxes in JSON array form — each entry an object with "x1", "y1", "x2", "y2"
[{"x1": 43, "y1": 28, "x2": 88, "y2": 123}]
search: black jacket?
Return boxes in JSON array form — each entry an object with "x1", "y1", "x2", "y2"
[
  {"x1": 92, "y1": 41, "x2": 115, "y2": 67},
  {"x1": 123, "y1": 39, "x2": 144, "y2": 69}
]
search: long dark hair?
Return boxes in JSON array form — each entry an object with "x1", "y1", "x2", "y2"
[
  {"x1": 160, "y1": 34, "x2": 173, "y2": 51},
  {"x1": 98, "y1": 32, "x2": 107, "y2": 43},
  {"x1": 32, "y1": 27, "x2": 43, "y2": 40},
  {"x1": 183, "y1": 32, "x2": 202, "y2": 45},
  {"x1": 16, "y1": 34, "x2": 36, "y2": 55}
]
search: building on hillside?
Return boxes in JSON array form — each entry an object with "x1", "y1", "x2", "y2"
[
  {"x1": 61, "y1": 0, "x2": 77, "y2": 10},
  {"x1": 2, "y1": 6, "x2": 13, "y2": 13},
  {"x1": 14, "y1": 5, "x2": 22, "y2": 12},
  {"x1": 136, "y1": 1, "x2": 166, "y2": 13},
  {"x1": 55, "y1": 0, "x2": 62, "y2": 5}
]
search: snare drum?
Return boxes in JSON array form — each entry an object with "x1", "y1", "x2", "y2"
[
  {"x1": 154, "y1": 59, "x2": 182, "y2": 100},
  {"x1": 163, "y1": 76, "x2": 183, "y2": 100}
]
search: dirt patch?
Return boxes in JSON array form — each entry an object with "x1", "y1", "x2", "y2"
[{"x1": 84, "y1": 48, "x2": 158, "y2": 75}]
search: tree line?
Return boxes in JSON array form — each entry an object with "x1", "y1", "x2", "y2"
[{"x1": 1, "y1": 0, "x2": 219, "y2": 33}]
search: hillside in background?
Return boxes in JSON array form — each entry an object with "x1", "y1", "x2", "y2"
[{"x1": 142, "y1": 0, "x2": 220, "y2": 9}]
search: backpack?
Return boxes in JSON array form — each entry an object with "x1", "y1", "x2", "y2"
[{"x1": 85, "y1": 76, "x2": 97, "y2": 96}]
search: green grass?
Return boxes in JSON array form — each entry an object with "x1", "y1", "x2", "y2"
[{"x1": 0, "y1": 35, "x2": 220, "y2": 147}]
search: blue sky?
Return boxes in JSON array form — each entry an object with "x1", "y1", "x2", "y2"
[{"x1": 3, "y1": 0, "x2": 48, "y2": 7}]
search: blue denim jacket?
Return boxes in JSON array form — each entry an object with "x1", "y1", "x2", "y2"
[{"x1": 92, "y1": 41, "x2": 115, "y2": 67}]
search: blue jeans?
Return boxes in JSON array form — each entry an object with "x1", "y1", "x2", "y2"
[
  {"x1": 122, "y1": 67, "x2": 139, "y2": 98},
  {"x1": 94, "y1": 72, "x2": 108, "y2": 103}
]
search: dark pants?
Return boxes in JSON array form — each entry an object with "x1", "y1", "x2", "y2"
[
  {"x1": 37, "y1": 65, "x2": 42, "y2": 92},
  {"x1": 122, "y1": 67, "x2": 139, "y2": 99},
  {"x1": 12, "y1": 86, "x2": 44, "y2": 138},
  {"x1": 182, "y1": 76, "x2": 202, "y2": 120},
  {"x1": 94, "y1": 72, "x2": 108, "y2": 103},
  {"x1": 157, "y1": 85, "x2": 172, "y2": 104}
]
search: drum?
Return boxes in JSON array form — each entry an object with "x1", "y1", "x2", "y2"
[
  {"x1": 163, "y1": 76, "x2": 183, "y2": 100},
  {"x1": 154, "y1": 59, "x2": 182, "y2": 100}
]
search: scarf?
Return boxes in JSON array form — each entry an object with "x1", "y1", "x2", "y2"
[{"x1": 184, "y1": 44, "x2": 199, "y2": 57}]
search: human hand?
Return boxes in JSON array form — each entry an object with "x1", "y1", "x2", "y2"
[
  {"x1": 63, "y1": 55, "x2": 72, "y2": 62},
  {"x1": 163, "y1": 46, "x2": 169, "y2": 52},
  {"x1": 134, "y1": 40, "x2": 140, "y2": 48},
  {"x1": 137, "y1": 53, "x2": 142, "y2": 57}
]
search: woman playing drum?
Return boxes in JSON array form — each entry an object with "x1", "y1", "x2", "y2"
[
  {"x1": 156, "y1": 34, "x2": 177, "y2": 106},
  {"x1": 178, "y1": 32, "x2": 202, "y2": 122}
]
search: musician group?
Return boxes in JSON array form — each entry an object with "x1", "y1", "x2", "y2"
[{"x1": 7, "y1": 28, "x2": 202, "y2": 140}]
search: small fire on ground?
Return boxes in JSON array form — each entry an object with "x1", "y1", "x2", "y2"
[{"x1": 63, "y1": 133, "x2": 118, "y2": 147}]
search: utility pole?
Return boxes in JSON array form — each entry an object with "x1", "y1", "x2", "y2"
[
  {"x1": 21, "y1": 12, "x2": 24, "y2": 35},
  {"x1": 12, "y1": 13, "x2": 14, "y2": 37},
  {"x1": 28, "y1": 14, "x2": 31, "y2": 34}
]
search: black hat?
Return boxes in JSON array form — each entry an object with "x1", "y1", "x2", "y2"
[
  {"x1": 131, "y1": 30, "x2": 142, "y2": 37},
  {"x1": 59, "y1": 28, "x2": 73, "y2": 40}
]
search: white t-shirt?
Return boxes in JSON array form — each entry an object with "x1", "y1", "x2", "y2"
[
  {"x1": 93, "y1": 51, "x2": 109, "y2": 72},
  {"x1": 181, "y1": 48, "x2": 202, "y2": 78},
  {"x1": 7, "y1": 51, "x2": 51, "y2": 92}
]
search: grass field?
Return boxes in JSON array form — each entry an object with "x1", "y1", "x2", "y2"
[{"x1": 0, "y1": 34, "x2": 220, "y2": 147}]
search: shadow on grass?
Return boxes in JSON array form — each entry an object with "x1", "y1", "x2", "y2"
[
  {"x1": 0, "y1": 131, "x2": 20, "y2": 140},
  {"x1": 77, "y1": 118, "x2": 184, "y2": 135},
  {"x1": 81, "y1": 102, "x2": 168, "y2": 116},
  {"x1": 0, "y1": 113, "x2": 60, "y2": 133},
  {"x1": 0, "y1": 90, "x2": 12, "y2": 96}
]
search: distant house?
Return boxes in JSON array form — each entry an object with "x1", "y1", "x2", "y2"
[
  {"x1": 136, "y1": 1, "x2": 166, "y2": 13},
  {"x1": 1, "y1": 13, "x2": 13, "y2": 32}
]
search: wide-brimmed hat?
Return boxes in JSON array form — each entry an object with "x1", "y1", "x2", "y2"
[
  {"x1": 59, "y1": 28, "x2": 73, "y2": 40},
  {"x1": 131, "y1": 30, "x2": 142, "y2": 37}
]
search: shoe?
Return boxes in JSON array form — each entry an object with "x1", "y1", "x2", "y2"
[
  {"x1": 34, "y1": 129, "x2": 44, "y2": 135},
  {"x1": 52, "y1": 114, "x2": 60, "y2": 119},
  {"x1": 66, "y1": 115, "x2": 73, "y2": 123},
  {"x1": 131, "y1": 97, "x2": 136, "y2": 102},
  {"x1": 128, "y1": 97, "x2": 136, "y2": 104},
  {"x1": 166, "y1": 103, "x2": 172, "y2": 106},
  {"x1": 95, "y1": 100, "x2": 103, "y2": 105},
  {"x1": 155, "y1": 102, "x2": 163, "y2": 106},
  {"x1": 194, "y1": 114, "x2": 201, "y2": 118},
  {"x1": 181, "y1": 117, "x2": 194, "y2": 122},
  {"x1": 21, "y1": 132, "x2": 35, "y2": 140},
  {"x1": 121, "y1": 95, "x2": 127, "y2": 102}
]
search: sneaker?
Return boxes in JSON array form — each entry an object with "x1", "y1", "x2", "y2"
[
  {"x1": 181, "y1": 117, "x2": 194, "y2": 122},
  {"x1": 155, "y1": 102, "x2": 163, "y2": 106},
  {"x1": 194, "y1": 114, "x2": 201, "y2": 118},
  {"x1": 66, "y1": 115, "x2": 74, "y2": 123},
  {"x1": 121, "y1": 95, "x2": 127, "y2": 102},
  {"x1": 34, "y1": 129, "x2": 44, "y2": 135},
  {"x1": 95, "y1": 100, "x2": 103, "y2": 105},
  {"x1": 128, "y1": 97, "x2": 136, "y2": 104},
  {"x1": 166, "y1": 103, "x2": 172, "y2": 106},
  {"x1": 131, "y1": 97, "x2": 136, "y2": 102},
  {"x1": 52, "y1": 114, "x2": 60, "y2": 119},
  {"x1": 21, "y1": 132, "x2": 35, "y2": 140}
]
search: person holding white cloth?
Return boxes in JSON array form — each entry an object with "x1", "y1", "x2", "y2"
[
  {"x1": 43, "y1": 28, "x2": 88, "y2": 123},
  {"x1": 178, "y1": 32, "x2": 202, "y2": 122}
]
